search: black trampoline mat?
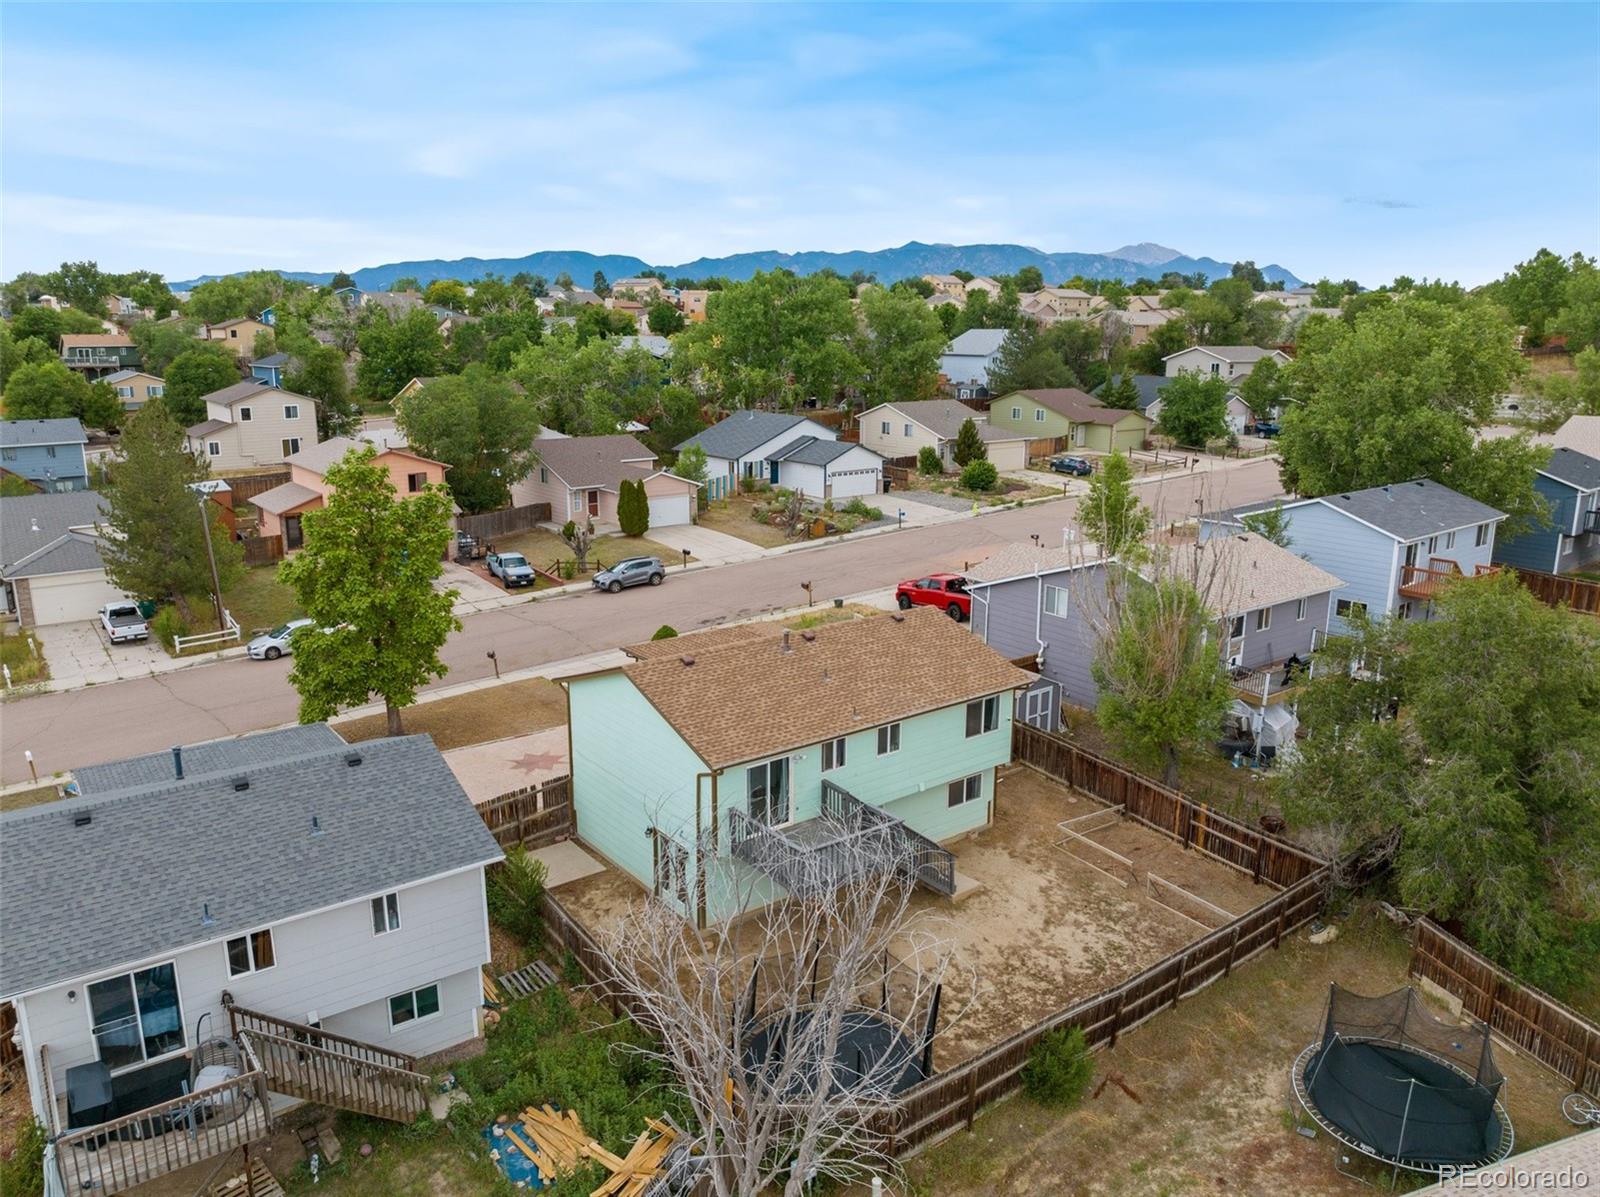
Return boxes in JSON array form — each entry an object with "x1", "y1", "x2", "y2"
[
  {"x1": 1307, "y1": 1039, "x2": 1503, "y2": 1166},
  {"x1": 744, "y1": 1008, "x2": 926, "y2": 1098}
]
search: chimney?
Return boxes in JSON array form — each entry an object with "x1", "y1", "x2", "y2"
[{"x1": 172, "y1": 745, "x2": 184, "y2": 780}]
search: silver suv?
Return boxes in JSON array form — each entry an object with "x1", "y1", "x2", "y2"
[{"x1": 593, "y1": 556, "x2": 665, "y2": 593}]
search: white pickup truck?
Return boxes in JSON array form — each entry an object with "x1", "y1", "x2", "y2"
[{"x1": 100, "y1": 602, "x2": 149, "y2": 643}]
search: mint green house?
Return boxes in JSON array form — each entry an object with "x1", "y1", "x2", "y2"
[
  {"x1": 564, "y1": 609, "x2": 1033, "y2": 926},
  {"x1": 989, "y1": 387, "x2": 1151, "y2": 454}
]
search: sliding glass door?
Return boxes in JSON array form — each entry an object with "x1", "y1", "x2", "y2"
[{"x1": 88, "y1": 963, "x2": 184, "y2": 1071}]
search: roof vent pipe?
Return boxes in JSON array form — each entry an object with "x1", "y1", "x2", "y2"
[
  {"x1": 172, "y1": 745, "x2": 184, "y2": 780},
  {"x1": 781, "y1": 630, "x2": 792, "y2": 652}
]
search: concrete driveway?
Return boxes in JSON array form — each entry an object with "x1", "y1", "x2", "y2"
[
  {"x1": 38, "y1": 620, "x2": 241, "y2": 689},
  {"x1": 649, "y1": 523, "x2": 764, "y2": 566}
]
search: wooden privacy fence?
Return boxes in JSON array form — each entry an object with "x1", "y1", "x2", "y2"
[
  {"x1": 220, "y1": 470, "x2": 290, "y2": 503},
  {"x1": 1010, "y1": 724, "x2": 1325, "y2": 889},
  {"x1": 456, "y1": 501, "x2": 553, "y2": 542},
  {"x1": 1409, "y1": 919, "x2": 1600, "y2": 1097},
  {"x1": 478, "y1": 775, "x2": 574, "y2": 850},
  {"x1": 1510, "y1": 565, "x2": 1600, "y2": 615},
  {"x1": 0, "y1": 1002, "x2": 18, "y2": 1074},
  {"x1": 1026, "y1": 436, "x2": 1069, "y2": 461},
  {"x1": 240, "y1": 535, "x2": 284, "y2": 566}
]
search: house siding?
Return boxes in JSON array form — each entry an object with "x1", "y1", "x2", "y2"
[
  {"x1": 970, "y1": 566, "x2": 1110, "y2": 710},
  {"x1": 0, "y1": 443, "x2": 89, "y2": 491},
  {"x1": 988, "y1": 396, "x2": 1073, "y2": 439},
  {"x1": 1228, "y1": 592, "x2": 1330, "y2": 669},
  {"x1": 939, "y1": 351, "x2": 999, "y2": 388},
  {"x1": 19, "y1": 868, "x2": 490, "y2": 1103},
  {"x1": 1497, "y1": 474, "x2": 1600, "y2": 574}
]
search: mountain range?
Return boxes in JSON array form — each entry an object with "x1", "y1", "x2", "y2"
[{"x1": 171, "y1": 241, "x2": 1302, "y2": 292}]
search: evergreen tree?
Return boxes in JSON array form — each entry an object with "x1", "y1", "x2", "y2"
[
  {"x1": 617, "y1": 477, "x2": 651, "y2": 536},
  {"x1": 953, "y1": 417, "x2": 987, "y2": 467}
]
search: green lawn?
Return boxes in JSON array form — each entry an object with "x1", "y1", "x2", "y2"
[
  {"x1": 181, "y1": 565, "x2": 303, "y2": 639},
  {"x1": 492, "y1": 528, "x2": 694, "y2": 574},
  {"x1": 0, "y1": 622, "x2": 49, "y2": 685}
]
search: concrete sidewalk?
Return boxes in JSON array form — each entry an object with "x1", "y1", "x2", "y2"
[{"x1": 33, "y1": 620, "x2": 247, "y2": 692}]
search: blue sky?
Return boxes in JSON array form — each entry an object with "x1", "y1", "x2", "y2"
[{"x1": 3, "y1": 2, "x2": 1597, "y2": 286}]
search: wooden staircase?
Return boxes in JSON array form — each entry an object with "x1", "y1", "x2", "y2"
[
  {"x1": 226, "y1": 1004, "x2": 431, "y2": 1122},
  {"x1": 204, "y1": 1156, "x2": 284, "y2": 1197}
]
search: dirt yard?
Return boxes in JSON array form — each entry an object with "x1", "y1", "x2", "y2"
[
  {"x1": 920, "y1": 765, "x2": 1273, "y2": 1066},
  {"x1": 696, "y1": 494, "x2": 801, "y2": 548},
  {"x1": 886, "y1": 908, "x2": 1579, "y2": 1197},
  {"x1": 335, "y1": 677, "x2": 568, "y2": 750}
]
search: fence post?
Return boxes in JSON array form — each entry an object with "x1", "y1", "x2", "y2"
[
  {"x1": 965, "y1": 1069, "x2": 978, "y2": 1131},
  {"x1": 1273, "y1": 903, "x2": 1288, "y2": 950},
  {"x1": 1251, "y1": 838, "x2": 1265, "y2": 886},
  {"x1": 1108, "y1": 990, "x2": 1128, "y2": 1049},
  {"x1": 1172, "y1": 953, "x2": 1188, "y2": 1008},
  {"x1": 1221, "y1": 926, "x2": 1241, "y2": 979}
]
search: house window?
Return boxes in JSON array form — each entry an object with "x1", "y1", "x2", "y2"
[
  {"x1": 946, "y1": 774, "x2": 982, "y2": 808},
  {"x1": 407, "y1": 472, "x2": 427, "y2": 493},
  {"x1": 654, "y1": 833, "x2": 690, "y2": 907},
  {"x1": 1475, "y1": 523, "x2": 1490, "y2": 547},
  {"x1": 1295, "y1": 598, "x2": 1306, "y2": 622},
  {"x1": 0, "y1": 448, "x2": 12, "y2": 461},
  {"x1": 45, "y1": 445, "x2": 56, "y2": 457},
  {"x1": 208, "y1": 441, "x2": 222, "y2": 457},
  {"x1": 1445, "y1": 530, "x2": 1456, "y2": 550},
  {"x1": 281, "y1": 438, "x2": 301, "y2": 457},
  {"x1": 88, "y1": 963, "x2": 184, "y2": 1071},
  {"x1": 1034, "y1": 408, "x2": 1045, "y2": 422},
  {"x1": 965, "y1": 696, "x2": 1000, "y2": 738},
  {"x1": 903, "y1": 423, "x2": 913, "y2": 438},
  {"x1": 876, "y1": 723, "x2": 900, "y2": 755},
  {"x1": 880, "y1": 421, "x2": 891, "y2": 435},
  {"x1": 149, "y1": 385, "x2": 163, "y2": 397},
  {"x1": 1336, "y1": 598, "x2": 1368, "y2": 619},
  {"x1": 239, "y1": 407, "x2": 252, "y2": 422},
  {"x1": 1398, "y1": 601, "x2": 1413, "y2": 620},
  {"x1": 539, "y1": 467, "x2": 548, "y2": 484},
  {"x1": 1255, "y1": 607, "x2": 1272, "y2": 632},
  {"x1": 226, "y1": 928, "x2": 276, "y2": 976},
  {"x1": 371, "y1": 892, "x2": 401, "y2": 934},
  {"x1": 1011, "y1": 407, "x2": 1021, "y2": 420},
  {"x1": 1042, "y1": 585, "x2": 1068, "y2": 617},
  {"x1": 283, "y1": 404, "x2": 300, "y2": 421},
  {"x1": 388, "y1": 983, "x2": 441, "y2": 1028},
  {"x1": 747, "y1": 757, "x2": 790, "y2": 826},
  {"x1": 822, "y1": 737, "x2": 846, "y2": 772},
  {"x1": 1228, "y1": 614, "x2": 1245, "y2": 640},
  {"x1": 117, "y1": 386, "x2": 133, "y2": 398},
  {"x1": 1427, "y1": 535, "x2": 1438, "y2": 555},
  {"x1": 1209, "y1": 362, "x2": 1220, "y2": 375}
]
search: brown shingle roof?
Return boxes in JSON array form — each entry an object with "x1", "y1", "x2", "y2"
[
  {"x1": 1011, "y1": 388, "x2": 1144, "y2": 425},
  {"x1": 622, "y1": 607, "x2": 1035, "y2": 769},
  {"x1": 622, "y1": 621, "x2": 780, "y2": 661},
  {"x1": 60, "y1": 333, "x2": 134, "y2": 348},
  {"x1": 534, "y1": 434, "x2": 659, "y2": 491}
]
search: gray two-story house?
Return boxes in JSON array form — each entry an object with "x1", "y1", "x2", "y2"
[
  {"x1": 967, "y1": 535, "x2": 1343, "y2": 754},
  {"x1": 1493, "y1": 447, "x2": 1600, "y2": 576},
  {"x1": 1203, "y1": 479, "x2": 1506, "y2": 635},
  {"x1": 0, "y1": 418, "x2": 90, "y2": 492}
]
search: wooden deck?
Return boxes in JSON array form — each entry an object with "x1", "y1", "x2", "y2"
[{"x1": 1398, "y1": 559, "x2": 1498, "y2": 600}]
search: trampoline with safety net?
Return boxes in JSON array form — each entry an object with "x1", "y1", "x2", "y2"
[{"x1": 1292, "y1": 984, "x2": 1514, "y2": 1176}]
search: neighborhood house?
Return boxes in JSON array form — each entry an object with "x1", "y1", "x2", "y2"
[
  {"x1": 250, "y1": 437, "x2": 450, "y2": 553},
  {"x1": 1, "y1": 417, "x2": 90, "y2": 492},
  {"x1": 510, "y1": 432, "x2": 699, "y2": 527},
  {"x1": 0, "y1": 490, "x2": 120, "y2": 627},
  {"x1": 103, "y1": 370, "x2": 167, "y2": 414},
  {"x1": 856, "y1": 398, "x2": 1032, "y2": 472},
  {"x1": 183, "y1": 381, "x2": 322, "y2": 471},
  {"x1": 986, "y1": 389, "x2": 1151, "y2": 453},
  {"x1": 678, "y1": 410, "x2": 882, "y2": 500},
  {"x1": 1491, "y1": 446, "x2": 1600, "y2": 575},
  {"x1": 938, "y1": 328, "x2": 1008, "y2": 392},
  {"x1": 1161, "y1": 345, "x2": 1290, "y2": 382},
  {"x1": 564, "y1": 608, "x2": 1033, "y2": 925}
]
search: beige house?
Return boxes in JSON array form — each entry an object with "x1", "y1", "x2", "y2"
[
  {"x1": 1096, "y1": 306, "x2": 1183, "y2": 347},
  {"x1": 856, "y1": 398, "x2": 1032, "y2": 472},
  {"x1": 1162, "y1": 345, "x2": 1291, "y2": 383},
  {"x1": 610, "y1": 277, "x2": 666, "y2": 301},
  {"x1": 921, "y1": 274, "x2": 967, "y2": 298},
  {"x1": 103, "y1": 370, "x2": 166, "y2": 413},
  {"x1": 678, "y1": 289, "x2": 711, "y2": 321},
  {"x1": 964, "y1": 276, "x2": 1002, "y2": 300},
  {"x1": 1019, "y1": 288, "x2": 1096, "y2": 324},
  {"x1": 202, "y1": 317, "x2": 272, "y2": 358},
  {"x1": 183, "y1": 381, "x2": 320, "y2": 470},
  {"x1": 251, "y1": 438, "x2": 450, "y2": 552},
  {"x1": 509, "y1": 433, "x2": 699, "y2": 528}
]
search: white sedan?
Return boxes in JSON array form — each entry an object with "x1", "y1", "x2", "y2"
[{"x1": 247, "y1": 618, "x2": 314, "y2": 660}]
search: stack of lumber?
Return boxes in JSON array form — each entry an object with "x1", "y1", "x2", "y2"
[{"x1": 499, "y1": 1105, "x2": 678, "y2": 1196}]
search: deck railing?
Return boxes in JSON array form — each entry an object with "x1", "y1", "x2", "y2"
[
  {"x1": 728, "y1": 807, "x2": 897, "y2": 899},
  {"x1": 822, "y1": 780, "x2": 957, "y2": 895},
  {"x1": 1398, "y1": 558, "x2": 1499, "y2": 600}
]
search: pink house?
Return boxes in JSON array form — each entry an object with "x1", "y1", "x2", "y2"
[
  {"x1": 251, "y1": 437, "x2": 450, "y2": 552},
  {"x1": 510, "y1": 433, "x2": 699, "y2": 528}
]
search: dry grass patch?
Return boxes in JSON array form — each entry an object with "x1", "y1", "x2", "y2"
[
  {"x1": 336, "y1": 677, "x2": 568, "y2": 750},
  {"x1": 492, "y1": 528, "x2": 693, "y2": 573},
  {"x1": 695, "y1": 493, "x2": 796, "y2": 548},
  {"x1": 0, "y1": 783, "x2": 63, "y2": 812}
]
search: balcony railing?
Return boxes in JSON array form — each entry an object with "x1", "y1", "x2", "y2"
[
  {"x1": 1230, "y1": 656, "x2": 1314, "y2": 705},
  {"x1": 1398, "y1": 558, "x2": 1499, "y2": 600},
  {"x1": 729, "y1": 781, "x2": 957, "y2": 899},
  {"x1": 1585, "y1": 508, "x2": 1600, "y2": 535},
  {"x1": 62, "y1": 352, "x2": 128, "y2": 367}
]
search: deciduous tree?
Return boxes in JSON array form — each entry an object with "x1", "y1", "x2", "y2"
[
  {"x1": 646, "y1": 300, "x2": 685, "y2": 336},
  {"x1": 1153, "y1": 373, "x2": 1230, "y2": 446},
  {"x1": 278, "y1": 444, "x2": 459, "y2": 736},
  {"x1": 1075, "y1": 452, "x2": 1150, "y2": 557},
  {"x1": 163, "y1": 347, "x2": 240, "y2": 426},
  {"x1": 396, "y1": 365, "x2": 541, "y2": 513},
  {"x1": 2, "y1": 361, "x2": 121, "y2": 429},
  {"x1": 855, "y1": 285, "x2": 945, "y2": 405},
  {"x1": 355, "y1": 307, "x2": 446, "y2": 400}
]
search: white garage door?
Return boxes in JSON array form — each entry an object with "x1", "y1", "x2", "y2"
[
  {"x1": 825, "y1": 467, "x2": 881, "y2": 498},
  {"x1": 987, "y1": 440, "x2": 1029, "y2": 472},
  {"x1": 647, "y1": 493, "x2": 693, "y2": 527},
  {"x1": 25, "y1": 570, "x2": 127, "y2": 626}
]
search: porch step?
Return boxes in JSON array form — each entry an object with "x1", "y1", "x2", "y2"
[
  {"x1": 208, "y1": 1158, "x2": 284, "y2": 1197},
  {"x1": 496, "y1": 959, "x2": 560, "y2": 1000},
  {"x1": 946, "y1": 869, "x2": 985, "y2": 904}
]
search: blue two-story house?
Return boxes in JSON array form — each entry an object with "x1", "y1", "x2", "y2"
[
  {"x1": 1493, "y1": 447, "x2": 1600, "y2": 576},
  {"x1": 0, "y1": 419, "x2": 90, "y2": 492},
  {"x1": 564, "y1": 609, "x2": 1032, "y2": 926},
  {"x1": 251, "y1": 352, "x2": 290, "y2": 388},
  {"x1": 1202, "y1": 479, "x2": 1506, "y2": 635}
]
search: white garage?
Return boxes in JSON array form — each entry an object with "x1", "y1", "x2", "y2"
[
  {"x1": 4, "y1": 534, "x2": 124, "y2": 628},
  {"x1": 981, "y1": 436, "x2": 1030, "y2": 473},
  {"x1": 646, "y1": 492, "x2": 692, "y2": 528},
  {"x1": 770, "y1": 438, "x2": 884, "y2": 500}
]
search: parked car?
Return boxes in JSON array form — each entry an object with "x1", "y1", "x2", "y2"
[
  {"x1": 1251, "y1": 421, "x2": 1280, "y2": 438},
  {"x1": 1048, "y1": 455, "x2": 1094, "y2": 477},
  {"x1": 99, "y1": 602, "x2": 149, "y2": 643},
  {"x1": 486, "y1": 551, "x2": 536, "y2": 588},
  {"x1": 247, "y1": 618, "x2": 314, "y2": 660},
  {"x1": 593, "y1": 556, "x2": 665, "y2": 593},
  {"x1": 895, "y1": 574, "x2": 971, "y2": 620}
]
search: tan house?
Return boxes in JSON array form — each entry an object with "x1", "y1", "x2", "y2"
[
  {"x1": 202, "y1": 317, "x2": 272, "y2": 358},
  {"x1": 964, "y1": 276, "x2": 1002, "y2": 300},
  {"x1": 610, "y1": 277, "x2": 666, "y2": 301},
  {"x1": 183, "y1": 381, "x2": 320, "y2": 470},
  {"x1": 1096, "y1": 306, "x2": 1184, "y2": 347},
  {"x1": 921, "y1": 274, "x2": 967, "y2": 298},
  {"x1": 856, "y1": 398, "x2": 1033, "y2": 472},
  {"x1": 677, "y1": 289, "x2": 711, "y2": 321},
  {"x1": 1162, "y1": 345, "x2": 1291, "y2": 383},
  {"x1": 509, "y1": 433, "x2": 699, "y2": 528},
  {"x1": 1019, "y1": 288, "x2": 1096, "y2": 325},
  {"x1": 251, "y1": 437, "x2": 450, "y2": 552},
  {"x1": 103, "y1": 369, "x2": 166, "y2": 413}
]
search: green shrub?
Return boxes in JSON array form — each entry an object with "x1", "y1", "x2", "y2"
[
  {"x1": 842, "y1": 497, "x2": 883, "y2": 520},
  {"x1": 561, "y1": 950, "x2": 584, "y2": 987},
  {"x1": 560, "y1": 519, "x2": 577, "y2": 541},
  {"x1": 960, "y1": 459, "x2": 999, "y2": 492},
  {"x1": 617, "y1": 478, "x2": 650, "y2": 537},
  {"x1": 150, "y1": 606, "x2": 189, "y2": 651},
  {"x1": 917, "y1": 445, "x2": 943, "y2": 475},
  {"x1": 559, "y1": 559, "x2": 577, "y2": 581},
  {"x1": 1021, "y1": 1026, "x2": 1094, "y2": 1107},
  {"x1": 487, "y1": 847, "x2": 548, "y2": 951},
  {"x1": 650, "y1": 625, "x2": 678, "y2": 641},
  {"x1": 0, "y1": 1117, "x2": 46, "y2": 1197}
]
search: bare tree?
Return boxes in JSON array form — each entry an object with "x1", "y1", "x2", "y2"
[
  {"x1": 562, "y1": 516, "x2": 595, "y2": 571},
  {"x1": 598, "y1": 815, "x2": 966, "y2": 1197}
]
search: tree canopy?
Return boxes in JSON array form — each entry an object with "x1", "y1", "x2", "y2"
[
  {"x1": 355, "y1": 307, "x2": 446, "y2": 400},
  {"x1": 854, "y1": 285, "x2": 945, "y2": 405},
  {"x1": 1153, "y1": 373, "x2": 1230, "y2": 446},
  {"x1": 397, "y1": 365, "x2": 541, "y2": 513},
  {"x1": 278, "y1": 444, "x2": 460, "y2": 736},
  {"x1": 2, "y1": 360, "x2": 122, "y2": 430},
  {"x1": 163, "y1": 346, "x2": 240, "y2": 426},
  {"x1": 1075, "y1": 451, "x2": 1150, "y2": 558}
]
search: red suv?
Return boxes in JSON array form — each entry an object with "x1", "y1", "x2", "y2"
[{"x1": 896, "y1": 573, "x2": 971, "y2": 621}]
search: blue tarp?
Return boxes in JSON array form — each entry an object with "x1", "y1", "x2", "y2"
[{"x1": 483, "y1": 1123, "x2": 546, "y2": 1189}]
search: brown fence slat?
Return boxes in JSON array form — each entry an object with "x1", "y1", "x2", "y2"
[
  {"x1": 478, "y1": 775, "x2": 574, "y2": 850},
  {"x1": 455, "y1": 502, "x2": 553, "y2": 542},
  {"x1": 1509, "y1": 566, "x2": 1600, "y2": 616}
]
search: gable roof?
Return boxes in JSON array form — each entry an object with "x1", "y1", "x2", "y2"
[
  {"x1": 1310, "y1": 479, "x2": 1505, "y2": 540},
  {"x1": 74, "y1": 725, "x2": 343, "y2": 794},
  {"x1": 252, "y1": 352, "x2": 291, "y2": 368},
  {"x1": 944, "y1": 328, "x2": 1008, "y2": 357},
  {"x1": 206, "y1": 316, "x2": 267, "y2": 329},
  {"x1": 186, "y1": 418, "x2": 231, "y2": 438},
  {"x1": 250, "y1": 479, "x2": 323, "y2": 515},
  {"x1": 623, "y1": 621, "x2": 780, "y2": 661},
  {"x1": 534, "y1": 434, "x2": 658, "y2": 490},
  {"x1": 615, "y1": 607, "x2": 1034, "y2": 769},
  {"x1": 59, "y1": 333, "x2": 133, "y2": 349},
  {"x1": 677, "y1": 409, "x2": 815, "y2": 459},
  {"x1": 1, "y1": 491, "x2": 105, "y2": 573},
  {"x1": 285, "y1": 436, "x2": 445, "y2": 477},
  {"x1": 0, "y1": 418, "x2": 88, "y2": 448},
  {"x1": 199, "y1": 380, "x2": 318, "y2": 410},
  {"x1": 1009, "y1": 389, "x2": 1145, "y2": 425},
  {"x1": 1540, "y1": 446, "x2": 1600, "y2": 491},
  {"x1": 768, "y1": 435, "x2": 871, "y2": 467},
  {"x1": 616, "y1": 335, "x2": 672, "y2": 358},
  {"x1": 2, "y1": 531, "x2": 106, "y2": 580},
  {"x1": 1555, "y1": 415, "x2": 1600, "y2": 459},
  {"x1": 1163, "y1": 345, "x2": 1282, "y2": 365},
  {"x1": 0, "y1": 731, "x2": 502, "y2": 998},
  {"x1": 965, "y1": 543, "x2": 1108, "y2": 586},
  {"x1": 103, "y1": 369, "x2": 163, "y2": 385},
  {"x1": 864, "y1": 399, "x2": 1026, "y2": 443},
  {"x1": 1163, "y1": 533, "x2": 1345, "y2": 615}
]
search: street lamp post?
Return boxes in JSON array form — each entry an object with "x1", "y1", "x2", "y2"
[{"x1": 197, "y1": 494, "x2": 225, "y2": 631}]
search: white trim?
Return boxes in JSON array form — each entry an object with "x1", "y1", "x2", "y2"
[
  {"x1": 386, "y1": 981, "x2": 443, "y2": 1033},
  {"x1": 225, "y1": 926, "x2": 278, "y2": 978}
]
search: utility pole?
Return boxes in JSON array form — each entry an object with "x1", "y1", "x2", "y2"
[{"x1": 198, "y1": 493, "x2": 225, "y2": 631}]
